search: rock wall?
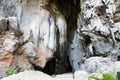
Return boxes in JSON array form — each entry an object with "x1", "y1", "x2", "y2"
[
  {"x1": 0, "y1": 0, "x2": 120, "y2": 75},
  {"x1": 67, "y1": 0, "x2": 120, "y2": 71},
  {"x1": 0, "y1": 0, "x2": 68, "y2": 74}
]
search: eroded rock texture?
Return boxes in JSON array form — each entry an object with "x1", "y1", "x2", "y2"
[
  {"x1": 0, "y1": 0, "x2": 68, "y2": 74},
  {"x1": 68, "y1": 0, "x2": 120, "y2": 72},
  {"x1": 0, "y1": 0, "x2": 119, "y2": 76}
]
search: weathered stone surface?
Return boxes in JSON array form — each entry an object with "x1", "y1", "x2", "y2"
[
  {"x1": 81, "y1": 57, "x2": 120, "y2": 73},
  {"x1": 3, "y1": 39, "x2": 18, "y2": 53},
  {"x1": 8, "y1": 17, "x2": 18, "y2": 30},
  {"x1": 7, "y1": 17, "x2": 21, "y2": 35},
  {"x1": 74, "y1": 71, "x2": 89, "y2": 80},
  {"x1": 0, "y1": 0, "x2": 5, "y2": 17},
  {"x1": 92, "y1": 41, "x2": 113, "y2": 55},
  {"x1": 10, "y1": 54, "x2": 33, "y2": 72},
  {"x1": 0, "y1": 17, "x2": 7, "y2": 33},
  {"x1": 53, "y1": 73, "x2": 73, "y2": 80},
  {"x1": 0, "y1": 31, "x2": 32, "y2": 75},
  {"x1": 21, "y1": 42, "x2": 36, "y2": 58},
  {"x1": 79, "y1": 0, "x2": 120, "y2": 58},
  {"x1": 1, "y1": 70, "x2": 53, "y2": 80},
  {"x1": 0, "y1": 0, "x2": 119, "y2": 76},
  {"x1": 56, "y1": 16, "x2": 67, "y2": 59},
  {"x1": 69, "y1": 31, "x2": 85, "y2": 71},
  {"x1": 20, "y1": 26, "x2": 32, "y2": 42},
  {"x1": 114, "y1": 0, "x2": 120, "y2": 22},
  {"x1": 33, "y1": 46, "x2": 53, "y2": 68}
]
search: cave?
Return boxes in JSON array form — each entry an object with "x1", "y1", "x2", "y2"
[{"x1": 38, "y1": 0, "x2": 81, "y2": 75}]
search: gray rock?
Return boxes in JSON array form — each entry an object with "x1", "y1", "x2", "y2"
[
  {"x1": 0, "y1": 0, "x2": 4, "y2": 17},
  {"x1": 0, "y1": 17, "x2": 7, "y2": 33},
  {"x1": 69, "y1": 31, "x2": 84, "y2": 71},
  {"x1": 81, "y1": 57, "x2": 120, "y2": 73},
  {"x1": 1, "y1": 70, "x2": 53, "y2": 80},
  {"x1": 93, "y1": 41, "x2": 113, "y2": 55},
  {"x1": 3, "y1": 39, "x2": 18, "y2": 52},
  {"x1": 21, "y1": 42, "x2": 36, "y2": 57},
  {"x1": 74, "y1": 71, "x2": 89, "y2": 80},
  {"x1": 0, "y1": 73, "x2": 5, "y2": 79},
  {"x1": 20, "y1": 26, "x2": 32, "y2": 42},
  {"x1": 7, "y1": 17, "x2": 21, "y2": 35}
]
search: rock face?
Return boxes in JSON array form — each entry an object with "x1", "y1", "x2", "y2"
[
  {"x1": 0, "y1": 0, "x2": 67, "y2": 72},
  {"x1": 0, "y1": 17, "x2": 7, "y2": 33},
  {"x1": 68, "y1": 0, "x2": 120, "y2": 71},
  {"x1": 0, "y1": 31, "x2": 33, "y2": 77},
  {"x1": 81, "y1": 57, "x2": 120, "y2": 73},
  {"x1": 0, "y1": 0, "x2": 119, "y2": 77}
]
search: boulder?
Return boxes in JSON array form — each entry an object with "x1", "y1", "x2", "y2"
[
  {"x1": 1, "y1": 70, "x2": 53, "y2": 80},
  {"x1": 81, "y1": 57, "x2": 120, "y2": 73},
  {"x1": 92, "y1": 41, "x2": 113, "y2": 55}
]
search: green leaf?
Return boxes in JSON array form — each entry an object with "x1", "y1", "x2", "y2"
[
  {"x1": 5, "y1": 69, "x2": 15, "y2": 77},
  {"x1": 102, "y1": 73, "x2": 116, "y2": 80},
  {"x1": 89, "y1": 76, "x2": 103, "y2": 80}
]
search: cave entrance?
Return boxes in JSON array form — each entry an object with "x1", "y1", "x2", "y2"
[
  {"x1": 43, "y1": 57, "x2": 72, "y2": 75},
  {"x1": 37, "y1": 0, "x2": 80, "y2": 75}
]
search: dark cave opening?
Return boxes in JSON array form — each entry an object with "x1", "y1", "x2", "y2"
[
  {"x1": 33, "y1": 57, "x2": 72, "y2": 75},
  {"x1": 118, "y1": 56, "x2": 120, "y2": 61},
  {"x1": 34, "y1": 0, "x2": 81, "y2": 75},
  {"x1": 43, "y1": 56, "x2": 72, "y2": 75}
]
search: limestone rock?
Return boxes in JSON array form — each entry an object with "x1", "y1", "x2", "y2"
[
  {"x1": 20, "y1": 26, "x2": 32, "y2": 42},
  {"x1": 7, "y1": 17, "x2": 21, "y2": 35},
  {"x1": 81, "y1": 57, "x2": 120, "y2": 73},
  {"x1": 92, "y1": 41, "x2": 113, "y2": 55},
  {"x1": 0, "y1": 52, "x2": 13, "y2": 78},
  {"x1": 69, "y1": 31, "x2": 84, "y2": 71},
  {"x1": 3, "y1": 39, "x2": 18, "y2": 53},
  {"x1": 10, "y1": 54, "x2": 33, "y2": 72},
  {"x1": 8, "y1": 17, "x2": 18, "y2": 31},
  {"x1": 56, "y1": 16, "x2": 67, "y2": 59},
  {"x1": 53, "y1": 73, "x2": 73, "y2": 80},
  {"x1": 79, "y1": 0, "x2": 120, "y2": 58},
  {"x1": 0, "y1": 0, "x2": 5, "y2": 17},
  {"x1": 21, "y1": 42, "x2": 36, "y2": 58},
  {"x1": 33, "y1": 46, "x2": 53, "y2": 68},
  {"x1": 1, "y1": 70, "x2": 53, "y2": 80},
  {"x1": 0, "y1": 17, "x2": 7, "y2": 33},
  {"x1": 74, "y1": 71, "x2": 89, "y2": 80},
  {"x1": 114, "y1": 0, "x2": 120, "y2": 22}
]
